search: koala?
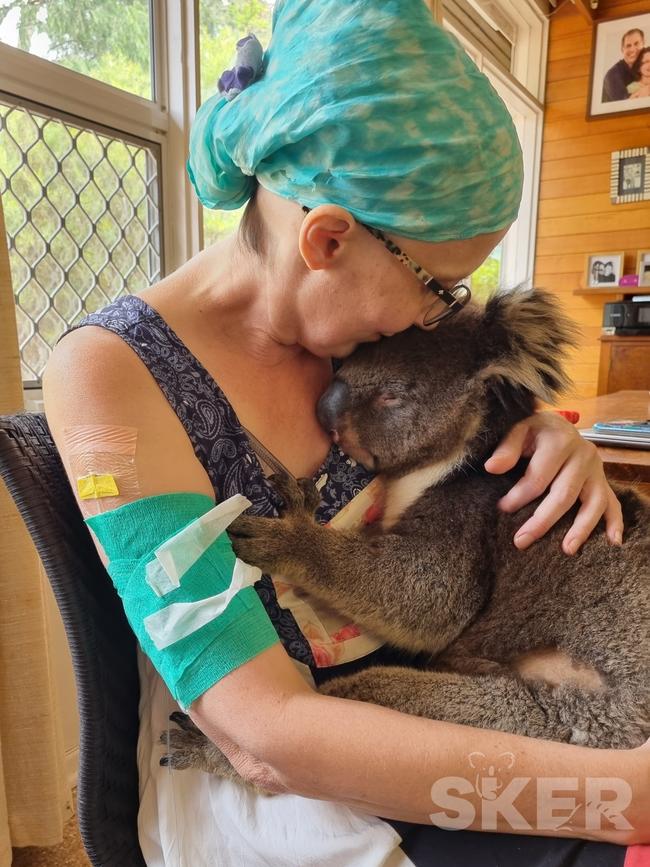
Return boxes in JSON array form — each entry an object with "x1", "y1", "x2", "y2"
[{"x1": 163, "y1": 288, "x2": 649, "y2": 779}]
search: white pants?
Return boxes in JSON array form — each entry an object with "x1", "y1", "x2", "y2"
[{"x1": 136, "y1": 653, "x2": 414, "y2": 867}]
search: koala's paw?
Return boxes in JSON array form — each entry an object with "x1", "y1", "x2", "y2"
[
  {"x1": 160, "y1": 713, "x2": 214, "y2": 772},
  {"x1": 269, "y1": 472, "x2": 321, "y2": 517},
  {"x1": 228, "y1": 514, "x2": 295, "y2": 573},
  {"x1": 159, "y1": 714, "x2": 277, "y2": 795}
]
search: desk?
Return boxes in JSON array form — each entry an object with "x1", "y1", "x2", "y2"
[{"x1": 556, "y1": 390, "x2": 649, "y2": 496}]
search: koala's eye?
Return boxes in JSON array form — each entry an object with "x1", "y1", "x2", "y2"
[{"x1": 374, "y1": 391, "x2": 402, "y2": 409}]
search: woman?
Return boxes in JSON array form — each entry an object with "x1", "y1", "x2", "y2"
[
  {"x1": 43, "y1": 1, "x2": 647, "y2": 865},
  {"x1": 628, "y1": 46, "x2": 650, "y2": 98}
]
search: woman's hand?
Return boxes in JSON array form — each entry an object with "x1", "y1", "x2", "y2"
[{"x1": 484, "y1": 411, "x2": 623, "y2": 554}]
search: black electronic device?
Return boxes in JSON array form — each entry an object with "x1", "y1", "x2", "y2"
[{"x1": 602, "y1": 300, "x2": 650, "y2": 334}]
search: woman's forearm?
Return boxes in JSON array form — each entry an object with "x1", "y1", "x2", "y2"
[
  {"x1": 267, "y1": 691, "x2": 646, "y2": 844},
  {"x1": 192, "y1": 646, "x2": 646, "y2": 844}
]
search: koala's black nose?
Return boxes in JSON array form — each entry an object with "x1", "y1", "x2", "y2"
[{"x1": 317, "y1": 378, "x2": 350, "y2": 437}]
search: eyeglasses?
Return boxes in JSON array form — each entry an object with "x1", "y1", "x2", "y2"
[{"x1": 301, "y1": 206, "x2": 471, "y2": 327}]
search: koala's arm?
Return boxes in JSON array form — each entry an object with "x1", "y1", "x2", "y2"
[{"x1": 229, "y1": 515, "x2": 485, "y2": 656}]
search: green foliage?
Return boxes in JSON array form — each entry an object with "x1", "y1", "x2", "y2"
[
  {"x1": 470, "y1": 252, "x2": 501, "y2": 302},
  {"x1": 0, "y1": 0, "x2": 274, "y2": 379},
  {"x1": 0, "y1": 0, "x2": 152, "y2": 97},
  {"x1": 0, "y1": 101, "x2": 159, "y2": 378}
]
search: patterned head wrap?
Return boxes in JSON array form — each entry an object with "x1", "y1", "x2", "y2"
[{"x1": 188, "y1": 0, "x2": 523, "y2": 242}]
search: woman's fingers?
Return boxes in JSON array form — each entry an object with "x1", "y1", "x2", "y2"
[
  {"x1": 601, "y1": 485, "x2": 624, "y2": 545},
  {"x1": 496, "y1": 437, "x2": 571, "y2": 516},
  {"x1": 512, "y1": 471, "x2": 621, "y2": 554},
  {"x1": 560, "y1": 483, "x2": 623, "y2": 554},
  {"x1": 505, "y1": 449, "x2": 586, "y2": 550},
  {"x1": 486, "y1": 411, "x2": 624, "y2": 552}
]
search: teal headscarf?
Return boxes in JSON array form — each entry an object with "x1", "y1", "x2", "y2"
[{"x1": 188, "y1": 0, "x2": 523, "y2": 242}]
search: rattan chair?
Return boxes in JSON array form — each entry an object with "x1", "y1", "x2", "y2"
[{"x1": 0, "y1": 412, "x2": 146, "y2": 867}]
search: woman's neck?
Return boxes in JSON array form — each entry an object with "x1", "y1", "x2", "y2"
[{"x1": 142, "y1": 233, "x2": 307, "y2": 368}]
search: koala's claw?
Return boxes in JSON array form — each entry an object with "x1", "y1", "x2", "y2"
[
  {"x1": 268, "y1": 472, "x2": 320, "y2": 516},
  {"x1": 297, "y1": 477, "x2": 321, "y2": 514},
  {"x1": 229, "y1": 514, "x2": 292, "y2": 573},
  {"x1": 168, "y1": 711, "x2": 201, "y2": 733}
]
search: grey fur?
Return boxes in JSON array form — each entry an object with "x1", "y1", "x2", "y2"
[{"x1": 163, "y1": 288, "x2": 649, "y2": 777}]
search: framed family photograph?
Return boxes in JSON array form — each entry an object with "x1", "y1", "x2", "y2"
[
  {"x1": 588, "y1": 13, "x2": 650, "y2": 118},
  {"x1": 585, "y1": 252, "x2": 624, "y2": 289},
  {"x1": 611, "y1": 147, "x2": 650, "y2": 204},
  {"x1": 638, "y1": 250, "x2": 650, "y2": 288}
]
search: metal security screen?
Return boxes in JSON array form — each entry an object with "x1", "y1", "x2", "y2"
[{"x1": 0, "y1": 94, "x2": 162, "y2": 384}]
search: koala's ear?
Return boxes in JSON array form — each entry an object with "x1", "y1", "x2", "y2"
[{"x1": 478, "y1": 288, "x2": 579, "y2": 405}]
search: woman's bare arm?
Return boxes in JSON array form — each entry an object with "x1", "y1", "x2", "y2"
[
  {"x1": 193, "y1": 643, "x2": 648, "y2": 845},
  {"x1": 44, "y1": 328, "x2": 649, "y2": 846}
]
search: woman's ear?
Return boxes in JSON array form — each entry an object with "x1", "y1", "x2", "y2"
[{"x1": 298, "y1": 205, "x2": 356, "y2": 271}]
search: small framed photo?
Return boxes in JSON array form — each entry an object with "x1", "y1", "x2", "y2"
[
  {"x1": 611, "y1": 148, "x2": 650, "y2": 203},
  {"x1": 585, "y1": 252, "x2": 624, "y2": 288},
  {"x1": 588, "y1": 13, "x2": 650, "y2": 119},
  {"x1": 637, "y1": 250, "x2": 650, "y2": 288}
]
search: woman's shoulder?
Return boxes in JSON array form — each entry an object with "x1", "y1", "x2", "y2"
[
  {"x1": 43, "y1": 314, "x2": 169, "y2": 444},
  {"x1": 46, "y1": 319, "x2": 148, "y2": 399},
  {"x1": 44, "y1": 317, "x2": 216, "y2": 502}
]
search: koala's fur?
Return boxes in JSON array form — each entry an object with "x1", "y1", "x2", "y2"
[{"x1": 164, "y1": 289, "x2": 649, "y2": 778}]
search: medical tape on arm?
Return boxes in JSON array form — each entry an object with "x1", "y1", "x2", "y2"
[
  {"x1": 86, "y1": 491, "x2": 280, "y2": 709},
  {"x1": 145, "y1": 494, "x2": 251, "y2": 595},
  {"x1": 143, "y1": 494, "x2": 261, "y2": 648},
  {"x1": 63, "y1": 425, "x2": 141, "y2": 517}
]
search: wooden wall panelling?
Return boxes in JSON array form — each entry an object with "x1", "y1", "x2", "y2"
[{"x1": 533, "y1": 0, "x2": 650, "y2": 399}]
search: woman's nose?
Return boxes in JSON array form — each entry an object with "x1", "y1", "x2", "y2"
[{"x1": 316, "y1": 379, "x2": 350, "y2": 436}]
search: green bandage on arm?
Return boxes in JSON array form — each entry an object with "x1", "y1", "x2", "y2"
[{"x1": 86, "y1": 492, "x2": 280, "y2": 709}]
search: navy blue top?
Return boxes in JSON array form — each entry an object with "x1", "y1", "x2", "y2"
[{"x1": 72, "y1": 293, "x2": 378, "y2": 676}]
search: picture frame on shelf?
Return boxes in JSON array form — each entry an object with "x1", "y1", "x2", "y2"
[
  {"x1": 585, "y1": 252, "x2": 624, "y2": 289},
  {"x1": 611, "y1": 148, "x2": 650, "y2": 204},
  {"x1": 588, "y1": 13, "x2": 650, "y2": 119},
  {"x1": 637, "y1": 250, "x2": 650, "y2": 288}
]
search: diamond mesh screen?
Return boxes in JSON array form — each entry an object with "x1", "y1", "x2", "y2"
[{"x1": 0, "y1": 95, "x2": 162, "y2": 383}]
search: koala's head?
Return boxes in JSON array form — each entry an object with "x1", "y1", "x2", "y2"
[{"x1": 317, "y1": 288, "x2": 578, "y2": 479}]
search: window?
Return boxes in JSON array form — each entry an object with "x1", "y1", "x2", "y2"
[
  {"x1": 0, "y1": 97, "x2": 161, "y2": 383},
  {"x1": 0, "y1": 0, "x2": 154, "y2": 99},
  {"x1": 443, "y1": 0, "x2": 548, "y2": 296},
  {"x1": 0, "y1": 0, "x2": 201, "y2": 387},
  {"x1": 443, "y1": 0, "x2": 514, "y2": 74},
  {"x1": 198, "y1": 0, "x2": 273, "y2": 248}
]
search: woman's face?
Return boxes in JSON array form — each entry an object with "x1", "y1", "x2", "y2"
[
  {"x1": 298, "y1": 224, "x2": 508, "y2": 358},
  {"x1": 260, "y1": 188, "x2": 508, "y2": 358}
]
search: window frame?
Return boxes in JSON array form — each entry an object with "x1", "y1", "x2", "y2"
[
  {"x1": 443, "y1": 0, "x2": 548, "y2": 290},
  {"x1": 0, "y1": 0, "x2": 202, "y2": 279}
]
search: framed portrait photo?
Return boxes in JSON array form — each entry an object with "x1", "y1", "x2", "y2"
[
  {"x1": 611, "y1": 148, "x2": 650, "y2": 204},
  {"x1": 637, "y1": 250, "x2": 650, "y2": 288},
  {"x1": 585, "y1": 252, "x2": 624, "y2": 289},
  {"x1": 588, "y1": 13, "x2": 650, "y2": 119}
]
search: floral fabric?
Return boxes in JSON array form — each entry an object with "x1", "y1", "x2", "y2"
[{"x1": 72, "y1": 293, "x2": 381, "y2": 672}]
